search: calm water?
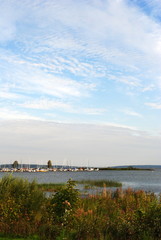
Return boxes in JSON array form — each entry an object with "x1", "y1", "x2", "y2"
[{"x1": 1, "y1": 169, "x2": 161, "y2": 194}]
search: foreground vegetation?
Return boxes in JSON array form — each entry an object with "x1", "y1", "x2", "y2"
[
  {"x1": 0, "y1": 238, "x2": 38, "y2": 240},
  {"x1": 1, "y1": 175, "x2": 161, "y2": 239}
]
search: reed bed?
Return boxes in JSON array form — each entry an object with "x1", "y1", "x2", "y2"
[
  {"x1": 37, "y1": 183, "x2": 65, "y2": 192},
  {"x1": 75, "y1": 179, "x2": 122, "y2": 188}
]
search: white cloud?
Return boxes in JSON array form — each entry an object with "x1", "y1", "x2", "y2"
[
  {"x1": 80, "y1": 108, "x2": 106, "y2": 115},
  {"x1": 114, "y1": 75, "x2": 142, "y2": 87},
  {"x1": 0, "y1": 53, "x2": 95, "y2": 99},
  {"x1": 20, "y1": 98, "x2": 106, "y2": 116},
  {"x1": 0, "y1": 90, "x2": 21, "y2": 99},
  {"x1": 20, "y1": 98, "x2": 73, "y2": 111},
  {"x1": 0, "y1": 108, "x2": 42, "y2": 121},
  {"x1": 142, "y1": 84, "x2": 155, "y2": 92},
  {"x1": 0, "y1": 0, "x2": 160, "y2": 137},
  {"x1": 0, "y1": 0, "x2": 161, "y2": 93},
  {"x1": 122, "y1": 109, "x2": 143, "y2": 118},
  {"x1": 101, "y1": 122, "x2": 138, "y2": 131},
  {"x1": 1, "y1": 0, "x2": 161, "y2": 72},
  {"x1": 0, "y1": 1, "x2": 17, "y2": 42},
  {"x1": 145, "y1": 102, "x2": 161, "y2": 109}
]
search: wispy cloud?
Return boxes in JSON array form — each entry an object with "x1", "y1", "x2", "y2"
[
  {"x1": 20, "y1": 98, "x2": 106, "y2": 116},
  {"x1": 142, "y1": 84, "x2": 155, "y2": 92},
  {"x1": 122, "y1": 109, "x2": 143, "y2": 118},
  {"x1": 0, "y1": 108, "x2": 42, "y2": 120},
  {"x1": 20, "y1": 99, "x2": 73, "y2": 111},
  {"x1": 0, "y1": 53, "x2": 96, "y2": 99},
  {"x1": 109, "y1": 75, "x2": 142, "y2": 87},
  {"x1": 80, "y1": 108, "x2": 106, "y2": 115},
  {"x1": 0, "y1": 91, "x2": 20, "y2": 99},
  {"x1": 0, "y1": 0, "x2": 161, "y2": 137},
  {"x1": 145, "y1": 102, "x2": 161, "y2": 109}
]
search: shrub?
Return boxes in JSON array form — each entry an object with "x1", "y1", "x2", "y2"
[
  {"x1": 39, "y1": 179, "x2": 79, "y2": 240},
  {"x1": 0, "y1": 175, "x2": 45, "y2": 237},
  {"x1": 49, "y1": 179, "x2": 79, "y2": 222}
]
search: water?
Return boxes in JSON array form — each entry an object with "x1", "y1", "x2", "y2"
[{"x1": 1, "y1": 169, "x2": 161, "y2": 194}]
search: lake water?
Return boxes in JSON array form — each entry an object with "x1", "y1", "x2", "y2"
[{"x1": 1, "y1": 169, "x2": 161, "y2": 194}]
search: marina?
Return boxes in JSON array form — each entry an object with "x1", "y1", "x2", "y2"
[{"x1": 0, "y1": 166, "x2": 99, "y2": 173}]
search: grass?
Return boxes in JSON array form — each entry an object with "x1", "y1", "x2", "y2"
[
  {"x1": 75, "y1": 179, "x2": 122, "y2": 188},
  {"x1": 37, "y1": 183, "x2": 65, "y2": 192},
  {"x1": 0, "y1": 239, "x2": 37, "y2": 240},
  {"x1": 0, "y1": 239, "x2": 22, "y2": 240},
  {"x1": 0, "y1": 237, "x2": 39, "y2": 240},
  {"x1": 0, "y1": 239, "x2": 26, "y2": 240}
]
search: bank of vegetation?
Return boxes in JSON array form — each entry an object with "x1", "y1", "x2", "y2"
[
  {"x1": 0, "y1": 175, "x2": 161, "y2": 240},
  {"x1": 100, "y1": 166, "x2": 153, "y2": 171}
]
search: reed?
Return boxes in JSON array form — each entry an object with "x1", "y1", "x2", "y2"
[
  {"x1": 37, "y1": 183, "x2": 65, "y2": 192},
  {"x1": 75, "y1": 179, "x2": 122, "y2": 188}
]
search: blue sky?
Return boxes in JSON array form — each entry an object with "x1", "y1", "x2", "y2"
[{"x1": 0, "y1": 0, "x2": 161, "y2": 167}]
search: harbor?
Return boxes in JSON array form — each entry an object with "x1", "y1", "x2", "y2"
[{"x1": 0, "y1": 166, "x2": 99, "y2": 173}]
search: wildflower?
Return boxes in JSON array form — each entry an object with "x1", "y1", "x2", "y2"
[{"x1": 63, "y1": 200, "x2": 71, "y2": 207}]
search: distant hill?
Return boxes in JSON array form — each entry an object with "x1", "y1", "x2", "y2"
[{"x1": 111, "y1": 165, "x2": 161, "y2": 169}]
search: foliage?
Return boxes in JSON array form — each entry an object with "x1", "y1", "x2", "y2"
[
  {"x1": 12, "y1": 161, "x2": 18, "y2": 169},
  {"x1": 0, "y1": 237, "x2": 39, "y2": 240},
  {"x1": 72, "y1": 188, "x2": 161, "y2": 240},
  {"x1": 49, "y1": 179, "x2": 79, "y2": 220},
  {"x1": 39, "y1": 179, "x2": 79, "y2": 240},
  {"x1": 0, "y1": 175, "x2": 45, "y2": 237},
  {"x1": 1, "y1": 176, "x2": 161, "y2": 240},
  {"x1": 47, "y1": 160, "x2": 52, "y2": 169}
]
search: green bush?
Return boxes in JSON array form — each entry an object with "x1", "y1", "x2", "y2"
[
  {"x1": 49, "y1": 179, "x2": 79, "y2": 221},
  {"x1": 0, "y1": 175, "x2": 45, "y2": 237},
  {"x1": 39, "y1": 179, "x2": 79, "y2": 240}
]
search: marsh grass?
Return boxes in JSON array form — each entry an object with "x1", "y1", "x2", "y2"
[
  {"x1": 75, "y1": 179, "x2": 122, "y2": 188},
  {"x1": 37, "y1": 183, "x2": 65, "y2": 192}
]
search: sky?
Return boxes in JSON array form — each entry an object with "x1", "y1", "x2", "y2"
[{"x1": 0, "y1": 0, "x2": 161, "y2": 167}]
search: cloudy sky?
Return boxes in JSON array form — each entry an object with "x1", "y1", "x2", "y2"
[{"x1": 0, "y1": 0, "x2": 161, "y2": 167}]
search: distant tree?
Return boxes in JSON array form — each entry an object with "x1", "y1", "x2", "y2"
[
  {"x1": 12, "y1": 160, "x2": 19, "y2": 169},
  {"x1": 128, "y1": 166, "x2": 134, "y2": 170},
  {"x1": 47, "y1": 160, "x2": 52, "y2": 169}
]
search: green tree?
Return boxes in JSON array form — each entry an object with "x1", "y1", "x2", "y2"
[
  {"x1": 47, "y1": 160, "x2": 52, "y2": 169},
  {"x1": 12, "y1": 160, "x2": 19, "y2": 168}
]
